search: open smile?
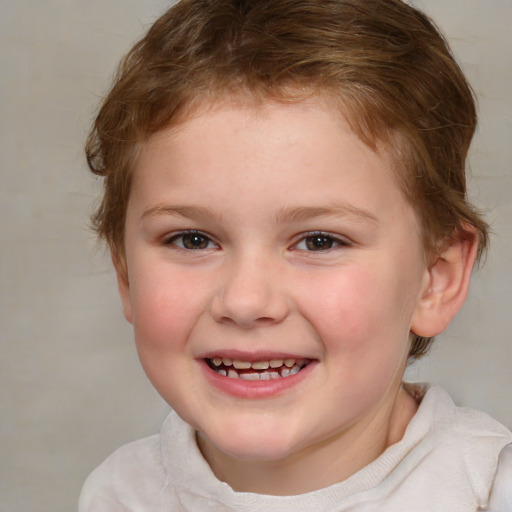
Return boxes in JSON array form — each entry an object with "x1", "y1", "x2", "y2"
[
  {"x1": 199, "y1": 351, "x2": 317, "y2": 398},
  {"x1": 205, "y1": 357, "x2": 311, "y2": 381}
]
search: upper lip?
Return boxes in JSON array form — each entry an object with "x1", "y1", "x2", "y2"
[{"x1": 197, "y1": 350, "x2": 316, "y2": 362}]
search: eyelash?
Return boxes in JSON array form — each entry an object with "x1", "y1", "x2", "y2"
[
  {"x1": 165, "y1": 230, "x2": 218, "y2": 250},
  {"x1": 164, "y1": 230, "x2": 349, "y2": 252},
  {"x1": 293, "y1": 231, "x2": 350, "y2": 252}
]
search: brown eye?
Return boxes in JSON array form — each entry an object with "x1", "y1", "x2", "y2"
[
  {"x1": 168, "y1": 232, "x2": 215, "y2": 250},
  {"x1": 305, "y1": 234, "x2": 335, "y2": 251},
  {"x1": 182, "y1": 233, "x2": 210, "y2": 249},
  {"x1": 294, "y1": 232, "x2": 349, "y2": 252}
]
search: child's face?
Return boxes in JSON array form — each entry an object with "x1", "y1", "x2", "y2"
[{"x1": 119, "y1": 98, "x2": 430, "y2": 475}]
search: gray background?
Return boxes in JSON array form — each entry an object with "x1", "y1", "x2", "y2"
[{"x1": 1, "y1": 1, "x2": 511, "y2": 510}]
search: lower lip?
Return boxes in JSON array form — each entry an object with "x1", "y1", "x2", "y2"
[{"x1": 199, "y1": 360, "x2": 316, "y2": 399}]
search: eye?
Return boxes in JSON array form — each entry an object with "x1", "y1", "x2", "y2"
[
  {"x1": 166, "y1": 231, "x2": 217, "y2": 250},
  {"x1": 295, "y1": 232, "x2": 349, "y2": 251}
]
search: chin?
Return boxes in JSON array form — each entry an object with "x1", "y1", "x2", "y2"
[{"x1": 200, "y1": 424, "x2": 302, "y2": 463}]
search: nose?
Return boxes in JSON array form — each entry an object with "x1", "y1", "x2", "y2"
[{"x1": 210, "y1": 252, "x2": 289, "y2": 329}]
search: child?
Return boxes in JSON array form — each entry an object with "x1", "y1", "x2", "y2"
[{"x1": 79, "y1": 0, "x2": 512, "y2": 510}]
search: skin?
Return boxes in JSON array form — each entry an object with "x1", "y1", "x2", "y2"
[{"x1": 116, "y1": 97, "x2": 476, "y2": 495}]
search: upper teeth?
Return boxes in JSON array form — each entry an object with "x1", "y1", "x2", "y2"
[
  {"x1": 208, "y1": 357, "x2": 310, "y2": 380},
  {"x1": 211, "y1": 357, "x2": 305, "y2": 370}
]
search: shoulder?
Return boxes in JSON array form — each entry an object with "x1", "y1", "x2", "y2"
[
  {"x1": 78, "y1": 410, "x2": 196, "y2": 512},
  {"x1": 404, "y1": 383, "x2": 512, "y2": 508},
  {"x1": 78, "y1": 433, "x2": 164, "y2": 512},
  {"x1": 78, "y1": 410, "x2": 232, "y2": 511},
  {"x1": 486, "y1": 443, "x2": 512, "y2": 512},
  {"x1": 406, "y1": 382, "x2": 511, "y2": 442}
]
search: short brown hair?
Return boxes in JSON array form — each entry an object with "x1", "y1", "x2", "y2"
[{"x1": 86, "y1": 0, "x2": 488, "y2": 359}]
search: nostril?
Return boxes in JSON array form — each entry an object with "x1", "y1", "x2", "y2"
[
  {"x1": 210, "y1": 290, "x2": 289, "y2": 328},
  {"x1": 209, "y1": 258, "x2": 291, "y2": 328}
]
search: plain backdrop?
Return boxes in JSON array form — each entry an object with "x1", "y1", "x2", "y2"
[{"x1": 1, "y1": 1, "x2": 511, "y2": 511}]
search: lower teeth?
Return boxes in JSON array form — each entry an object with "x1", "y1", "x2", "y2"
[{"x1": 212, "y1": 364, "x2": 303, "y2": 380}]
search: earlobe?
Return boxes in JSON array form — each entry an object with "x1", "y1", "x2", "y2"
[
  {"x1": 111, "y1": 251, "x2": 134, "y2": 324},
  {"x1": 411, "y1": 228, "x2": 479, "y2": 338}
]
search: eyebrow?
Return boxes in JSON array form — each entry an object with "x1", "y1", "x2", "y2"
[
  {"x1": 141, "y1": 204, "x2": 223, "y2": 222},
  {"x1": 141, "y1": 203, "x2": 378, "y2": 225},
  {"x1": 275, "y1": 204, "x2": 378, "y2": 224}
]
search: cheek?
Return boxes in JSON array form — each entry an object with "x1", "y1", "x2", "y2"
[
  {"x1": 300, "y1": 265, "x2": 415, "y2": 356},
  {"x1": 129, "y1": 268, "x2": 207, "y2": 356},
  {"x1": 128, "y1": 272, "x2": 207, "y2": 405},
  {"x1": 303, "y1": 268, "x2": 414, "y2": 408}
]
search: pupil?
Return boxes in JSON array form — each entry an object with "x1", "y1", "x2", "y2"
[
  {"x1": 184, "y1": 234, "x2": 208, "y2": 249},
  {"x1": 307, "y1": 235, "x2": 333, "y2": 250}
]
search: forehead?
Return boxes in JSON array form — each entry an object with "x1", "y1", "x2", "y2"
[
  {"x1": 129, "y1": 98, "x2": 417, "y2": 232},
  {"x1": 137, "y1": 93, "x2": 396, "y2": 173},
  {"x1": 135, "y1": 96, "x2": 389, "y2": 184}
]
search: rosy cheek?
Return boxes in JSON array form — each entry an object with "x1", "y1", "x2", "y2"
[
  {"x1": 316, "y1": 272, "x2": 383, "y2": 343},
  {"x1": 131, "y1": 291, "x2": 177, "y2": 348}
]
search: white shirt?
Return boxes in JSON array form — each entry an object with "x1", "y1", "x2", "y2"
[{"x1": 79, "y1": 383, "x2": 512, "y2": 511}]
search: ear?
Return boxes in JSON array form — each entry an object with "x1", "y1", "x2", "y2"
[
  {"x1": 411, "y1": 227, "x2": 479, "y2": 338},
  {"x1": 111, "y1": 250, "x2": 133, "y2": 324}
]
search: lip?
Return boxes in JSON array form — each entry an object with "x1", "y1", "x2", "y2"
[
  {"x1": 197, "y1": 349, "x2": 314, "y2": 362},
  {"x1": 197, "y1": 355, "x2": 317, "y2": 399}
]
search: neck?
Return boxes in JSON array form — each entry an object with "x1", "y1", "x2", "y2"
[{"x1": 197, "y1": 385, "x2": 418, "y2": 496}]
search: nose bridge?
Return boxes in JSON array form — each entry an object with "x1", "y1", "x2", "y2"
[{"x1": 211, "y1": 247, "x2": 288, "y2": 328}]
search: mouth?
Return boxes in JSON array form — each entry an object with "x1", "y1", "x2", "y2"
[{"x1": 205, "y1": 357, "x2": 311, "y2": 381}]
